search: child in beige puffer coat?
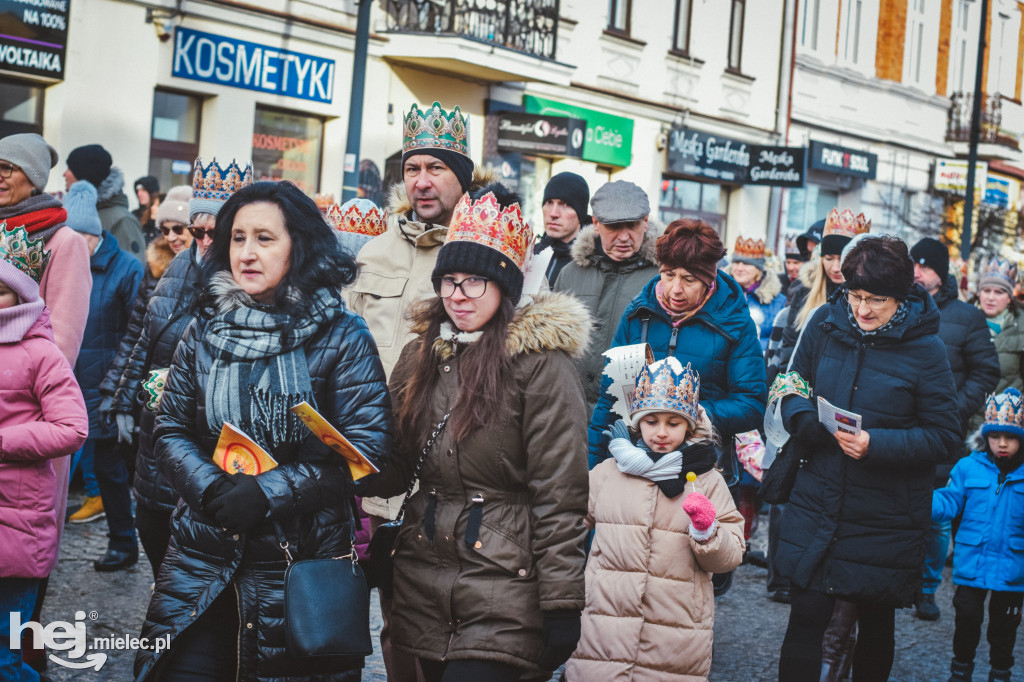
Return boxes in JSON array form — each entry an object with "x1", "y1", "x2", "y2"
[{"x1": 566, "y1": 358, "x2": 745, "y2": 682}]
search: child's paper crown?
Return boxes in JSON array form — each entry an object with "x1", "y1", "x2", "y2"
[
  {"x1": 629, "y1": 357, "x2": 700, "y2": 429},
  {"x1": 982, "y1": 387, "x2": 1024, "y2": 440}
]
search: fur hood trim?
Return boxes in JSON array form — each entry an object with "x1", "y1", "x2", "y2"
[
  {"x1": 798, "y1": 256, "x2": 819, "y2": 289},
  {"x1": 95, "y1": 167, "x2": 125, "y2": 203},
  {"x1": 387, "y1": 164, "x2": 501, "y2": 219},
  {"x1": 725, "y1": 263, "x2": 782, "y2": 304},
  {"x1": 968, "y1": 428, "x2": 987, "y2": 453},
  {"x1": 569, "y1": 221, "x2": 661, "y2": 268},
  {"x1": 146, "y1": 237, "x2": 176, "y2": 279},
  {"x1": 430, "y1": 291, "x2": 593, "y2": 361},
  {"x1": 208, "y1": 270, "x2": 302, "y2": 314}
]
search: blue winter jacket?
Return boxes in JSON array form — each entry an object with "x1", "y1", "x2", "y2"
[
  {"x1": 74, "y1": 232, "x2": 144, "y2": 438},
  {"x1": 934, "y1": 448, "x2": 1024, "y2": 592},
  {"x1": 588, "y1": 271, "x2": 767, "y2": 467}
]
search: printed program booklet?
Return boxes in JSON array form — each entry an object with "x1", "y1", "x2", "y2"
[
  {"x1": 817, "y1": 396, "x2": 863, "y2": 435},
  {"x1": 212, "y1": 423, "x2": 279, "y2": 475},
  {"x1": 290, "y1": 401, "x2": 380, "y2": 481}
]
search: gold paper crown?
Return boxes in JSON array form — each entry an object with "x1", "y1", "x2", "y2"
[
  {"x1": 403, "y1": 102, "x2": 469, "y2": 157},
  {"x1": 980, "y1": 256, "x2": 1018, "y2": 287},
  {"x1": 630, "y1": 358, "x2": 700, "y2": 426},
  {"x1": 314, "y1": 193, "x2": 336, "y2": 213},
  {"x1": 0, "y1": 221, "x2": 50, "y2": 283},
  {"x1": 445, "y1": 192, "x2": 532, "y2": 269},
  {"x1": 823, "y1": 208, "x2": 871, "y2": 238},
  {"x1": 326, "y1": 201, "x2": 388, "y2": 238},
  {"x1": 734, "y1": 236, "x2": 766, "y2": 261},
  {"x1": 192, "y1": 158, "x2": 254, "y2": 203}
]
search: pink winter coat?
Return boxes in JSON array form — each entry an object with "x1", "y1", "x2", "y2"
[{"x1": 0, "y1": 309, "x2": 88, "y2": 578}]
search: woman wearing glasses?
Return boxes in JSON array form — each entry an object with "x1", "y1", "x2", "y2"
[
  {"x1": 100, "y1": 160, "x2": 252, "y2": 576},
  {"x1": 361, "y1": 184, "x2": 591, "y2": 681},
  {"x1": 774, "y1": 235, "x2": 959, "y2": 681}
]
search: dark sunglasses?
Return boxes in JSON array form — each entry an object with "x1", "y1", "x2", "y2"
[
  {"x1": 188, "y1": 226, "x2": 215, "y2": 240},
  {"x1": 160, "y1": 223, "x2": 187, "y2": 236}
]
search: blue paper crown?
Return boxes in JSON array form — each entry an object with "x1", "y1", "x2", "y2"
[
  {"x1": 191, "y1": 158, "x2": 253, "y2": 203},
  {"x1": 982, "y1": 387, "x2": 1024, "y2": 440},
  {"x1": 629, "y1": 357, "x2": 700, "y2": 427}
]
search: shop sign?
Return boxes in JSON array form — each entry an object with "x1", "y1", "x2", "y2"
[
  {"x1": 747, "y1": 145, "x2": 806, "y2": 187},
  {"x1": 495, "y1": 113, "x2": 585, "y2": 158},
  {"x1": 985, "y1": 172, "x2": 1021, "y2": 211},
  {"x1": 251, "y1": 108, "x2": 323, "y2": 194},
  {"x1": 523, "y1": 95, "x2": 632, "y2": 167},
  {"x1": 0, "y1": 0, "x2": 70, "y2": 80},
  {"x1": 173, "y1": 27, "x2": 335, "y2": 103},
  {"x1": 808, "y1": 141, "x2": 877, "y2": 179},
  {"x1": 933, "y1": 158, "x2": 987, "y2": 196},
  {"x1": 667, "y1": 128, "x2": 750, "y2": 182}
]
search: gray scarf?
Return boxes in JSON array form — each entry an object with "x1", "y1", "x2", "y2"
[{"x1": 204, "y1": 271, "x2": 341, "y2": 451}]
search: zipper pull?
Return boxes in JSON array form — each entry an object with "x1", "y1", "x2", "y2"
[{"x1": 997, "y1": 480, "x2": 1006, "y2": 495}]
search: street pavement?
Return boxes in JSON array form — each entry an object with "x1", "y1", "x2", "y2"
[{"x1": 38, "y1": 495, "x2": 1024, "y2": 681}]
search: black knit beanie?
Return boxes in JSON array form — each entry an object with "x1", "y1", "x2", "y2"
[
  {"x1": 543, "y1": 172, "x2": 590, "y2": 225},
  {"x1": 820, "y1": 234, "x2": 851, "y2": 257},
  {"x1": 402, "y1": 148, "x2": 475, "y2": 193},
  {"x1": 66, "y1": 144, "x2": 112, "y2": 188},
  {"x1": 432, "y1": 240, "x2": 524, "y2": 304},
  {"x1": 134, "y1": 175, "x2": 159, "y2": 196},
  {"x1": 910, "y1": 237, "x2": 950, "y2": 281}
]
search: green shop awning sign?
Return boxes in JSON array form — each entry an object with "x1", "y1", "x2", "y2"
[{"x1": 524, "y1": 95, "x2": 633, "y2": 167}]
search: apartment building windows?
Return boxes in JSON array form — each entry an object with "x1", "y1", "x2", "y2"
[
  {"x1": 800, "y1": 0, "x2": 820, "y2": 50},
  {"x1": 607, "y1": 0, "x2": 630, "y2": 34},
  {"x1": 727, "y1": 0, "x2": 745, "y2": 71},
  {"x1": 840, "y1": 0, "x2": 863, "y2": 64},
  {"x1": 992, "y1": 12, "x2": 1014, "y2": 95},
  {"x1": 951, "y1": 0, "x2": 970, "y2": 92},
  {"x1": 904, "y1": 0, "x2": 927, "y2": 86},
  {"x1": 673, "y1": 0, "x2": 692, "y2": 54}
]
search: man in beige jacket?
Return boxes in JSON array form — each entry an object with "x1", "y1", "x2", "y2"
[{"x1": 348, "y1": 101, "x2": 494, "y2": 681}]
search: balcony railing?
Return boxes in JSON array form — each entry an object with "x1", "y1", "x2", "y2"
[
  {"x1": 383, "y1": 0, "x2": 560, "y2": 61},
  {"x1": 946, "y1": 92, "x2": 1020, "y2": 151}
]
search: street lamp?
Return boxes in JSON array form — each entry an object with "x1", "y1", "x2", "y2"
[{"x1": 960, "y1": 0, "x2": 989, "y2": 260}]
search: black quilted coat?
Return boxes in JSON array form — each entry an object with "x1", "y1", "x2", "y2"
[
  {"x1": 777, "y1": 286, "x2": 960, "y2": 607},
  {"x1": 134, "y1": 298, "x2": 391, "y2": 681}
]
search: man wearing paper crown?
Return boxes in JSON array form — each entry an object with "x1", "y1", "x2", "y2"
[
  {"x1": 726, "y1": 235, "x2": 785, "y2": 352},
  {"x1": 360, "y1": 182, "x2": 593, "y2": 679},
  {"x1": 933, "y1": 388, "x2": 1024, "y2": 682},
  {"x1": 99, "y1": 157, "x2": 253, "y2": 577}
]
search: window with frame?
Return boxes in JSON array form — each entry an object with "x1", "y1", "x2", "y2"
[
  {"x1": 659, "y1": 178, "x2": 727, "y2": 232},
  {"x1": 252, "y1": 106, "x2": 324, "y2": 195},
  {"x1": 993, "y1": 12, "x2": 1013, "y2": 95},
  {"x1": 0, "y1": 79, "x2": 44, "y2": 137},
  {"x1": 727, "y1": 0, "x2": 745, "y2": 71},
  {"x1": 950, "y1": 0, "x2": 970, "y2": 92},
  {"x1": 799, "y1": 0, "x2": 820, "y2": 50},
  {"x1": 840, "y1": 0, "x2": 863, "y2": 64},
  {"x1": 673, "y1": 0, "x2": 693, "y2": 53},
  {"x1": 607, "y1": 0, "x2": 630, "y2": 34},
  {"x1": 149, "y1": 90, "x2": 202, "y2": 191},
  {"x1": 904, "y1": 0, "x2": 927, "y2": 85}
]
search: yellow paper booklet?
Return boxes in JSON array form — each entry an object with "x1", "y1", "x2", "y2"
[
  {"x1": 212, "y1": 423, "x2": 279, "y2": 475},
  {"x1": 290, "y1": 401, "x2": 380, "y2": 481}
]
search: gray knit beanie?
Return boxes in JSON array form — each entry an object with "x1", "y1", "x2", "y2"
[{"x1": 0, "y1": 133, "x2": 58, "y2": 192}]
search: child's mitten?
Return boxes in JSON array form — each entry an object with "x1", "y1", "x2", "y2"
[{"x1": 683, "y1": 492, "x2": 717, "y2": 542}]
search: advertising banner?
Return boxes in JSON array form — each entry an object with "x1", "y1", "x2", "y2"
[
  {"x1": 0, "y1": 0, "x2": 70, "y2": 79},
  {"x1": 495, "y1": 112, "x2": 585, "y2": 158}
]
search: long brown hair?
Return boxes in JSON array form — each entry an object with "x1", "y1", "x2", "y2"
[{"x1": 393, "y1": 296, "x2": 517, "y2": 449}]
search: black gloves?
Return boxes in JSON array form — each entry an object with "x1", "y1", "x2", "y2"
[
  {"x1": 791, "y1": 412, "x2": 834, "y2": 449},
  {"x1": 201, "y1": 475, "x2": 237, "y2": 513},
  {"x1": 205, "y1": 474, "x2": 270, "y2": 533},
  {"x1": 538, "y1": 609, "x2": 582, "y2": 671}
]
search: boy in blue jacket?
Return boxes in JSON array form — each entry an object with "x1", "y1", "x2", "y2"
[{"x1": 934, "y1": 387, "x2": 1024, "y2": 682}]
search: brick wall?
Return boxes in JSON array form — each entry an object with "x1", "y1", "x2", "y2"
[{"x1": 876, "y1": 0, "x2": 909, "y2": 82}]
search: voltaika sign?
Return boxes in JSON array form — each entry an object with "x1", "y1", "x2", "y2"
[
  {"x1": 495, "y1": 112, "x2": 585, "y2": 158},
  {"x1": 173, "y1": 27, "x2": 335, "y2": 103},
  {"x1": 0, "y1": 0, "x2": 70, "y2": 80},
  {"x1": 808, "y1": 141, "x2": 877, "y2": 179}
]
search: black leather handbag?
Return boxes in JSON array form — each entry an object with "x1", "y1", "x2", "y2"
[
  {"x1": 275, "y1": 523, "x2": 372, "y2": 658},
  {"x1": 758, "y1": 439, "x2": 803, "y2": 505},
  {"x1": 364, "y1": 413, "x2": 449, "y2": 598}
]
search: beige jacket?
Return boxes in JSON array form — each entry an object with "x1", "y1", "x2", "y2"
[
  {"x1": 351, "y1": 167, "x2": 496, "y2": 519},
  {"x1": 566, "y1": 459, "x2": 744, "y2": 682}
]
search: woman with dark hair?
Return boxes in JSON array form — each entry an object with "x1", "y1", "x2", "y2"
[
  {"x1": 134, "y1": 180, "x2": 391, "y2": 681},
  {"x1": 774, "y1": 233, "x2": 960, "y2": 681},
  {"x1": 360, "y1": 183, "x2": 591, "y2": 681}
]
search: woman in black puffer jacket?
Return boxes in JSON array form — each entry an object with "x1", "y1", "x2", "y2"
[
  {"x1": 134, "y1": 181, "x2": 391, "y2": 682},
  {"x1": 774, "y1": 236, "x2": 959, "y2": 681}
]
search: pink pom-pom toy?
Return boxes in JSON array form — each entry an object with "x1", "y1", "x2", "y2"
[{"x1": 682, "y1": 493, "x2": 716, "y2": 531}]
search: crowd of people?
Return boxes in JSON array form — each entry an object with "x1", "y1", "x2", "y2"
[{"x1": 0, "y1": 96, "x2": 1023, "y2": 682}]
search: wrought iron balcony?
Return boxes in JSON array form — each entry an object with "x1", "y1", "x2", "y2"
[
  {"x1": 946, "y1": 91, "x2": 1020, "y2": 151},
  {"x1": 383, "y1": 0, "x2": 560, "y2": 61}
]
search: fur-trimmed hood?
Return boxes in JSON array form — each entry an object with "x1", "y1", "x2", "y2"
[
  {"x1": 568, "y1": 221, "x2": 661, "y2": 269},
  {"x1": 146, "y1": 237, "x2": 176, "y2": 279},
  {"x1": 428, "y1": 291, "x2": 593, "y2": 362},
  {"x1": 798, "y1": 256, "x2": 819, "y2": 289},
  {"x1": 385, "y1": 165, "x2": 500, "y2": 246},
  {"x1": 95, "y1": 167, "x2": 127, "y2": 204},
  {"x1": 724, "y1": 262, "x2": 783, "y2": 304}
]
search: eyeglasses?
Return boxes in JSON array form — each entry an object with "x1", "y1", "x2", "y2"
[
  {"x1": 188, "y1": 225, "x2": 215, "y2": 240},
  {"x1": 0, "y1": 162, "x2": 18, "y2": 179},
  {"x1": 160, "y1": 223, "x2": 187, "y2": 236},
  {"x1": 847, "y1": 292, "x2": 892, "y2": 310},
  {"x1": 433, "y1": 275, "x2": 489, "y2": 299}
]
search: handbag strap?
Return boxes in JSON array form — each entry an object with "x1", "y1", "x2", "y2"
[{"x1": 394, "y1": 412, "x2": 450, "y2": 525}]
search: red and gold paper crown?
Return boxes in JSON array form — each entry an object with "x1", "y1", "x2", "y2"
[
  {"x1": 314, "y1": 193, "x2": 336, "y2": 213},
  {"x1": 326, "y1": 200, "x2": 388, "y2": 238},
  {"x1": 403, "y1": 102, "x2": 469, "y2": 157},
  {"x1": 445, "y1": 192, "x2": 533, "y2": 270},
  {"x1": 192, "y1": 158, "x2": 254, "y2": 202},
  {"x1": 823, "y1": 208, "x2": 871, "y2": 238},
  {"x1": 734, "y1": 236, "x2": 766, "y2": 261},
  {"x1": 0, "y1": 221, "x2": 49, "y2": 282}
]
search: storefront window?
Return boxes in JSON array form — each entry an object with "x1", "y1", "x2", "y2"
[
  {"x1": 0, "y1": 79, "x2": 44, "y2": 137},
  {"x1": 785, "y1": 185, "x2": 838, "y2": 233},
  {"x1": 252, "y1": 106, "x2": 324, "y2": 195},
  {"x1": 659, "y1": 178, "x2": 727, "y2": 232},
  {"x1": 149, "y1": 90, "x2": 202, "y2": 191}
]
